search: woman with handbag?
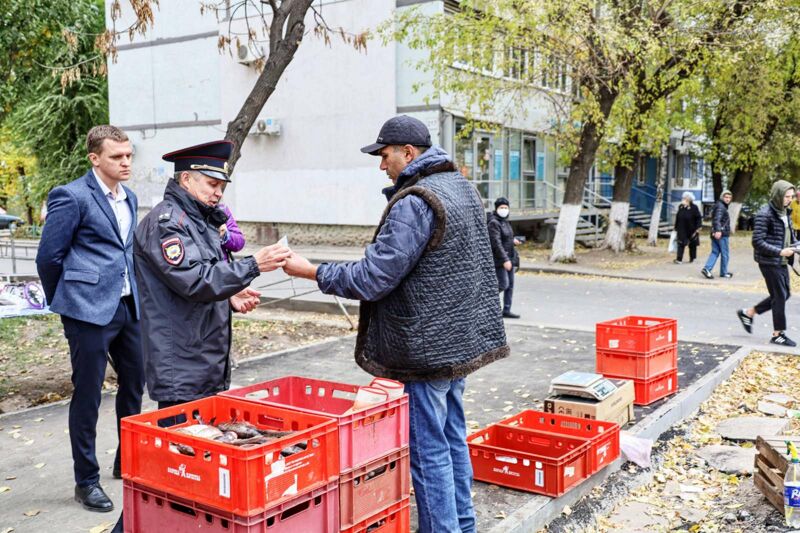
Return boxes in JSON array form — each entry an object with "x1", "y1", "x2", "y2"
[{"x1": 673, "y1": 192, "x2": 702, "y2": 264}]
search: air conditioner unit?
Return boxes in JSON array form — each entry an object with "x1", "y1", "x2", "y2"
[
  {"x1": 249, "y1": 117, "x2": 281, "y2": 136},
  {"x1": 237, "y1": 44, "x2": 264, "y2": 65}
]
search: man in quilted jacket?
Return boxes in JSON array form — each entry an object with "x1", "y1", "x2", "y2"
[
  {"x1": 283, "y1": 115, "x2": 509, "y2": 533},
  {"x1": 701, "y1": 190, "x2": 733, "y2": 279},
  {"x1": 737, "y1": 180, "x2": 797, "y2": 346}
]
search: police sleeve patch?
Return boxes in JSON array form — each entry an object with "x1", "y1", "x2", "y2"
[{"x1": 161, "y1": 237, "x2": 184, "y2": 266}]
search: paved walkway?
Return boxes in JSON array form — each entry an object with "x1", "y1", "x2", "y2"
[{"x1": 0, "y1": 325, "x2": 734, "y2": 533}]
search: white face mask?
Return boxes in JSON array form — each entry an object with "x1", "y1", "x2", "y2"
[{"x1": 497, "y1": 207, "x2": 510, "y2": 218}]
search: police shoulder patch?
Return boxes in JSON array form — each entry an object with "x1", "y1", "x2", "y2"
[{"x1": 161, "y1": 237, "x2": 184, "y2": 266}]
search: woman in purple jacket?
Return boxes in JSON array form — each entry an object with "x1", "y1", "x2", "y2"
[{"x1": 219, "y1": 203, "x2": 245, "y2": 259}]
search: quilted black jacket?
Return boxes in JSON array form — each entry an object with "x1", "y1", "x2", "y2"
[
  {"x1": 752, "y1": 204, "x2": 793, "y2": 266},
  {"x1": 711, "y1": 200, "x2": 731, "y2": 236}
]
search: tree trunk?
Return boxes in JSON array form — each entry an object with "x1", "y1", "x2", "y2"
[
  {"x1": 711, "y1": 167, "x2": 724, "y2": 202},
  {"x1": 224, "y1": 0, "x2": 315, "y2": 172},
  {"x1": 647, "y1": 145, "x2": 668, "y2": 245},
  {"x1": 550, "y1": 86, "x2": 618, "y2": 262},
  {"x1": 728, "y1": 168, "x2": 753, "y2": 234},
  {"x1": 603, "y1": 163, "x2": 636, "y2": 252}
]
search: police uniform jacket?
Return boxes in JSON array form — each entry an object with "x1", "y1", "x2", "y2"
[{"x1": 134, "y1": 179, "x2": 260, "y2": 402}]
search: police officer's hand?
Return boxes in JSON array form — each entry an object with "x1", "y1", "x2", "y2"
[
  {"x1": 253, "y1": 243, "x2": 291, "y2": 272},
  {"x1": 503, "y1": 260, "x2": 513, "y2": 272},
  {"x1": 230, "y1": 288, "x2": 261, "y2": 313},
  {"x1": 283, "y1": 252, "x2": 318, "y2": 280}
]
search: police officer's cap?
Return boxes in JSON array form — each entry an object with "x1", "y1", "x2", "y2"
[{"x1": 163, "y1": 140, "x2": 233, "y2": 182}]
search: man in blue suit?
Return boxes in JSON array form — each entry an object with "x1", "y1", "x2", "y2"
[{"x1": 36, "y1": 125, "x2": 144, "y2": 513}]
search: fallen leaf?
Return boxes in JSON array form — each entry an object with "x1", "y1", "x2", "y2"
[
  {"x1": 563, "y1": 505, "x2": 572, "y2": 516},
  {"x1": 23, "y1": 510, "x2": 39, "y2": 517},
  {"x1": 0, "y1": 486, "x2": 10, "y2": 493},
  {"x1": 5, "y1": 476, "x2": 15, "y2": 481},
  {"x1": 33, "y1": 463, "x2": 45, "y2": 469},
  {"x1": 494, "y1": 511, "x2": 506, "y2": 519},
  {"x1": 89, "y1": 523, "x2": 114, "y2": 533},
  {"x1": 33, "y1": 418, "x2": 43, "y2": 423}
]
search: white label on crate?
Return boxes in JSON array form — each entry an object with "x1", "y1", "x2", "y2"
[
  {"x1": 220, "y1": 454, "x2": 228, "y2": 467},
  {"x1": 219, "y1": 468, "x2": 230, "y2": 498},
  {"x1": 535, "y1": 469, "x2": 544, "y2": 487},
  {"x1": 496, "y1": 455, "x2": 518, "y2": 464},
  {"x1": 668, "y1": 378, "x2": 673, "y2": 390},
  {"x1": 522, "y1": 459, "x2": 530, "y2": 467},
  {"x1": 609, "y1": 339, "x2": 619, "y2": 349},
  {"x1": 535, "y1": 461, "x2": 543, "y2": 469},
  {"x1": 565, "y1": 467, "x2": 575, "y2": 478},
  {"x1": 668, "y1": 330, "x2": 673, "y2": 343}
]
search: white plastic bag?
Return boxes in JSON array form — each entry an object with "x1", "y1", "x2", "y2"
[
  {"x1": 667, "y1": 231, "x2": 677, "y2": 253},
  {"x1": 620, "y1": 431, "x2": 653, "y2": 468}
]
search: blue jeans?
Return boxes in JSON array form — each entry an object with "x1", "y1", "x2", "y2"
[
  {"x1": 703, "y1": 235, "x2": 730, "y2": 275},
  {"x1": 405, "y1": 379, "x2": 475, "y2": 533}
]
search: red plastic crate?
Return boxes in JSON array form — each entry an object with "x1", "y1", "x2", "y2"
[
  {"x1": 339, "y1": 447, "x2": 410, "y2": 529},
  {"x1": 340, "y1": 498, "x2": 410, "y2": 533},
  {"x1": 596, "y1": 316, "x2": 677, "y2": 353},
  {"x1": 123, "y1": 479, "x2": 339, "y2": 532},
  {"x1": 605, "y1": 369, "x2": 679, "y2": 406},
  {"x1": 596, "y1": 344, "x2": 677, "y2": 380},
  {"x1": 222, "y1": 376, "x2": 409, "y2": 471},
  {"x1": 497, "y1": 410, "x2": 620, "y2": 475},
  {"x1": 120, "y1": 396, "x2": 339, "y2": 516},
  {"x1": 467, "y1": 423, "x2": 590, "y2": 497}
]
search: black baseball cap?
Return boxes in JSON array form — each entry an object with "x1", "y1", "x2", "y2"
[{"x1": 360, "y1": 115, "x2": 432, "y2": 155}]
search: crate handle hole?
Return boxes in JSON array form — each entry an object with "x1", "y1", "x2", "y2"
[
  {"x1": 205, "y1": 513, "x2": 213, "y2": 524},
  {"x1": 157, "y1": 412, "x2": 187, "y2": 428},
  {"x1": 169, "y1": 501, "x2": 198, "y2": 518},
  {"x1": 272, "y1": 386, "x2": 280, "y2": 396},
  {"x1": 304, "y1": 385, "x2": 312, "y2": 395},
  {"x1": 314, "y1": 495, "x2": 322, "y2": 506},
  {"x1": 365, "y1": 464, "x2": 388, "y2": 482},
  {"x1": 280, "y1": 499, "x2": 311, "y2": 521},
  {"x1": 245, "y1": 389, "x2": 269, "y2": 400},
  {"x1": 257, "y1": 413, "x2": 286, "y2": 429},
  {"x1": 332, "y1": 389, "x2": 356, "y2": 401}
]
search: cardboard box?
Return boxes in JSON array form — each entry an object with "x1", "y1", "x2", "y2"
[{"x1": 543, "y1": 379, "x2": 635, "y2": 427}]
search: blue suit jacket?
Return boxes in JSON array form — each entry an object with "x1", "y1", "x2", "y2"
[{"x1": 36, "y1": 170, "x2": 139, "y2": 326}]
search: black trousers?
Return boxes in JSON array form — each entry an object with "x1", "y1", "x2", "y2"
[
  {"x1": 676, "y1": 240, "x2": 697, "y2": 262},
  {"x1": 495, "y1": 265, "x2": 515, "y2": 313},
  {"x1": 61, "y1": 296, "x2": 144, "y2": 487},
  {"x1": 755, "y1": 264, "x2": 791, "y2": 331}
]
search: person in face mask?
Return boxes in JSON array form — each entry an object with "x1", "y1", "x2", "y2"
[
  {"x1": 737, "y1": 180, "x2": 797, "y2": 347},
  {"x1": 488, "y1": 197, "x2": 521, "y2": 318}
]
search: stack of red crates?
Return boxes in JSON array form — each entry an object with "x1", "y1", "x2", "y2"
[
  {"x1": 120, "y1": 395, "x2": 340, "y2": 532},
  {"x1": 467, "y1": 410, "x2": 620, "y2": 497},
  {"x1": 222, "y1": 376, "x2": 411, "y2": 533},
  {"x1": 596, "y1": 316, "x2": 679, "y2": 405}
]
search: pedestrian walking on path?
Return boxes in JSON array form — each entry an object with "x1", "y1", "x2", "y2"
[
  {"x1": 701, "y1": 190, "x2": 733, "y2": 279},
  {"x1": 737, "y1": 180, "x2": 797, "y2": 347},
  {"x1": 283, "y1": 115, "x2": 509, "y2": 533},
  {"x1": 488, "y1": 197, "x2": 521, "y2": 318},
  {"x1": 673, "y1": 191, "x2": 702, "y2": 264},
  {"x1": 36, "y1": 125, "x2": 145, "y2": 514}
]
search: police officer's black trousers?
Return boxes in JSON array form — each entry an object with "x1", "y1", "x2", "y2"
[
  {"x1": 61, "y1": 296, "x2": 144, "y2": 487},
  {"x1": 754, "y1": 264, "x2": 791, "y2": 331}
]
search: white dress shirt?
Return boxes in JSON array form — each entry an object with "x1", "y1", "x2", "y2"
[{"x1": 93, "y1": 171, "x2": 132, "y2": 297}]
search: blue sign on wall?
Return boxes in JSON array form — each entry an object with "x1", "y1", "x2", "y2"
[
  {"x1": 536, "y1": 153, "x2": 545, "y2": 180},
  {"x1": 509, "y1": 150, "x2": 520, "y2": 181}
]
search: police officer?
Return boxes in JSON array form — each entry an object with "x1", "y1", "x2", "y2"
[{"x1": 134, "y1": 140, "x2": 290, "y2": 409}]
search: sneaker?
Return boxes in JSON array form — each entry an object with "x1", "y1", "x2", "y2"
[
  {"x1": 701, "y1": 268, "x2": 713, "y2": 279},
  {"x1": 770, "y1": 332, "x2": 797, "y2": 347},
  {"x1": 737, "y1": 309, "x2": 753, "y2": 334},
  {"x1": 673, "y1": 259, "x2": 682, "y2": 264},
  {"x1": 721, "y1": 273, "x2": 733, "y2": 278}
]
